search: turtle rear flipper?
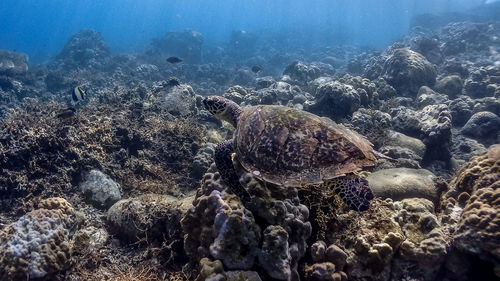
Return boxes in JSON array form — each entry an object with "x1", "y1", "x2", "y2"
[
  {"x1": 329, "y1": 176, "x2": 374, "y2": 211},
  {"x1": 214, "y1": 139, "x2": 251, "y2": 203}
]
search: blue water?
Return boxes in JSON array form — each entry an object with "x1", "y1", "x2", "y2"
[{"x1": 0, "y1": 0, "x2": 491, "y2": 63}]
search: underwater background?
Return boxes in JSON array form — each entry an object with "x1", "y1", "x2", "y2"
[
  {"x1": 0, "y1": 1, "x2": 499, "y2": 281},
  {"x1": 1, "y1": 0, "x2": 497, "y2": 62}
]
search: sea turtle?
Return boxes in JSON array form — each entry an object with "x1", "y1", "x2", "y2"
[{"x1": 202, "y1": 96, "x2": 377, "y2": 211}]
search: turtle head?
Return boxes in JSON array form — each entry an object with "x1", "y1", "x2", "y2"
[
  {"x1": 329, "y1": 176, "x2": 374, "y2": 212},
  {"x1": 203, "y1": 96, "x2": 242, "y2": 127}
]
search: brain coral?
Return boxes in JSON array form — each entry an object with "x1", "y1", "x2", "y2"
[
  {"x1": 443, "y1": 144, "x2": 500, "y2": 279},
  {"x1": 0, "y1": 197, "x2": 77, "y2": 280}
]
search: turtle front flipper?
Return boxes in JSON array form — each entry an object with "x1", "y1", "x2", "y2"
[
  {"x1": 328, "y1": 176, "x2": 374, "y2": 211},
  {"x1": 214, "y1": 139, "x2": 251, "y2": 203}
]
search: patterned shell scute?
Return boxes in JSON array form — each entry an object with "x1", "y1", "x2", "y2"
[{"x1": 234, "y1": 105, "x2": 376, "y2": 187}]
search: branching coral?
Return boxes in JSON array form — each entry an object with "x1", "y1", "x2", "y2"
[{"x1": 0, "y1": 91, "x2": 205, "y2": 215}]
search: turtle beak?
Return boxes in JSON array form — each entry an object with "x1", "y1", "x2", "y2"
[{"x1": 202, "y1": 97, "x2": 209, "y2": 110}]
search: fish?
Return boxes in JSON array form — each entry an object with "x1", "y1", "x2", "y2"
[
  {"x1": 166, "y1": 56, "x2": 183, "y2": 63},
  {"x1": 251, "y1": 66, "x2": 262, "y2": 73},
  {"x1": 72, "y1": 86, "x2": 86, "y2": 102},
  {"x1": 56, "y1": 107, "x2": 76, "y2": 119}
]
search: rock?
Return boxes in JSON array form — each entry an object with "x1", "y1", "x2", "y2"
[
  {"x1": 338, "y1": 74, "x2": 377, "y2": 106},
  {"x1": 391, "y1": 107, "x2": 422, "y2": 137},
  {"x1": 435, "y1": 75, "x2": 463, "y2": 98},
  {"x1": 163, "y1": 83, "x2": 197, "y2": 116},
  {"x1": 244, "y1": 81, "x2": 301, "y2": 106},
  {"x1": 418, "y1": 104, "x2": 453, "y2": 162},
  {"x1": 351, "y1": 108, "x2": 392, "y2": 147},
  {"x1": 223, "y1": 91, "x2": 244, "y2": 104},
  {"x1": 451, "y1": 131, "x2": 487, "y2": 161},
  {"x1": 473, "y1": 97, "x2": 500, "y2": 116},
  {"x1": 378, "y1": 145, "x2": 423, "y2": 164},
  {"x1": 0, "y1": 198, "x2": 78, "y2": 280},
  {"x1": 134, "y1": 63, "x2": 160, "y2": 80},
  {"x1": 410, "y1": 35, "x2": 443, "y2": 64},
  {"x1": 461, "y1": 111, "x2": 500, "y2": 145},
  {"x1": 232, "y1": 69, "x2": 255, "y2": 86},
  {"x1": 441, "y1": 58, "x2": 469, "y2": 78},
  {"x1": 449, "y1": 96, "x2": 475, "y2": 126},
  {"x1": 107, "y1": 194, "x2": 188, "y2": 243},
  {"x1": 55, "y1": 29, "x2": 110, "y2": 69},
  {"x1": 192, "y1": 143, "x2": 216, "y2": 179},
  {"x1": 463, "y1": 66, "x2": 500, "y2": 99},
  {"x1": 367, "y1": 168, "x2": 439, "y2": 204},
  {"x1": 283, "y1": 61, "x2": 321, "y2": 86},
  {"x1": 306, "y1": 81, "x2": 360, "y2": 120},
  {"x1": 382, "y1": 48, "x2": 437, "y2": 96},
  {"x1": 416, "y1": 86, "x2": 449, "y2": 109},
  {"x1": 79, "y1": 169, "x2": 122, "y2": 209},
  {"x1": 391, "y1": 104, "x2": 452, "y2": 162},
  {"x1": 256, "y1": 76, "x2": 276, "y2": 90},
  {"x1": 0, "y1": 50, "x2": 29, "y2": 75},
  {"x1": 384, "y1": 130, "x2": 426, "y2": 158},
  {"x1": 373, "y1": 77, "x2": 397, "y2": 100},
  {"x1": 308, "y1": 76, "x2": 335, "y2": 94}
]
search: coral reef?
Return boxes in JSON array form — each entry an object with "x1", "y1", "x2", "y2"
[
  {"x1": 283, "y1": 61, "x2": 321, "y2": 86},
  {"x1": 54, "y1": 29, "x2": 110, "y2": 70},
  {"x1": 321, "y1": 197, "x2": 448, "y2": 281},
  {"x1": 435, "y1": 75, "x2": 463, "y2": 98},
  {"x1": 441, "y1": 144, "x2": 500, "y2": 280},
  {"x1": 367, "y1": 168, "x2": 441, "y2": 204},
  {"x1": 0, "y1": 18, "x2": 499, "y2": 281},
  {"x1": 416, "y1": 86, "x2": 449, "y2": 109},
  {"x1": 0, "y1": 49, "x2": 29, "y2": 75},
  {"x1": 182, "y1": 164, "x2": 311, "y2": 280},
  {"x1": 79, "y1": 169, "x2": 122, "y2": 209},
  {"x1": 461, "y1": 111, "x2": 500, "y2": 145},
  {"x1": 350, "y1": 108, "x2": 392, "y2": 148},
  {"x1": 0, "y1": 90, "x2": 205, "y2": 215},
  {"x1": 391, "y1": 104, "x2": 452, "y2": 163},
  {"x1": 382, "y1": 48, "x2": 437, "y2": 96},
  {"x1": 0, "y1": 197, "x2": 79, "y2": 280},
  {"x1": 306, "y1": 81, "x2": 360, "y2": 120},
  {"x1": 304, "y1": 241, "x2": 349, "y2": 281},
  {"x1": 107, "y1": 194, "x2": 189, "y2": 244}
]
